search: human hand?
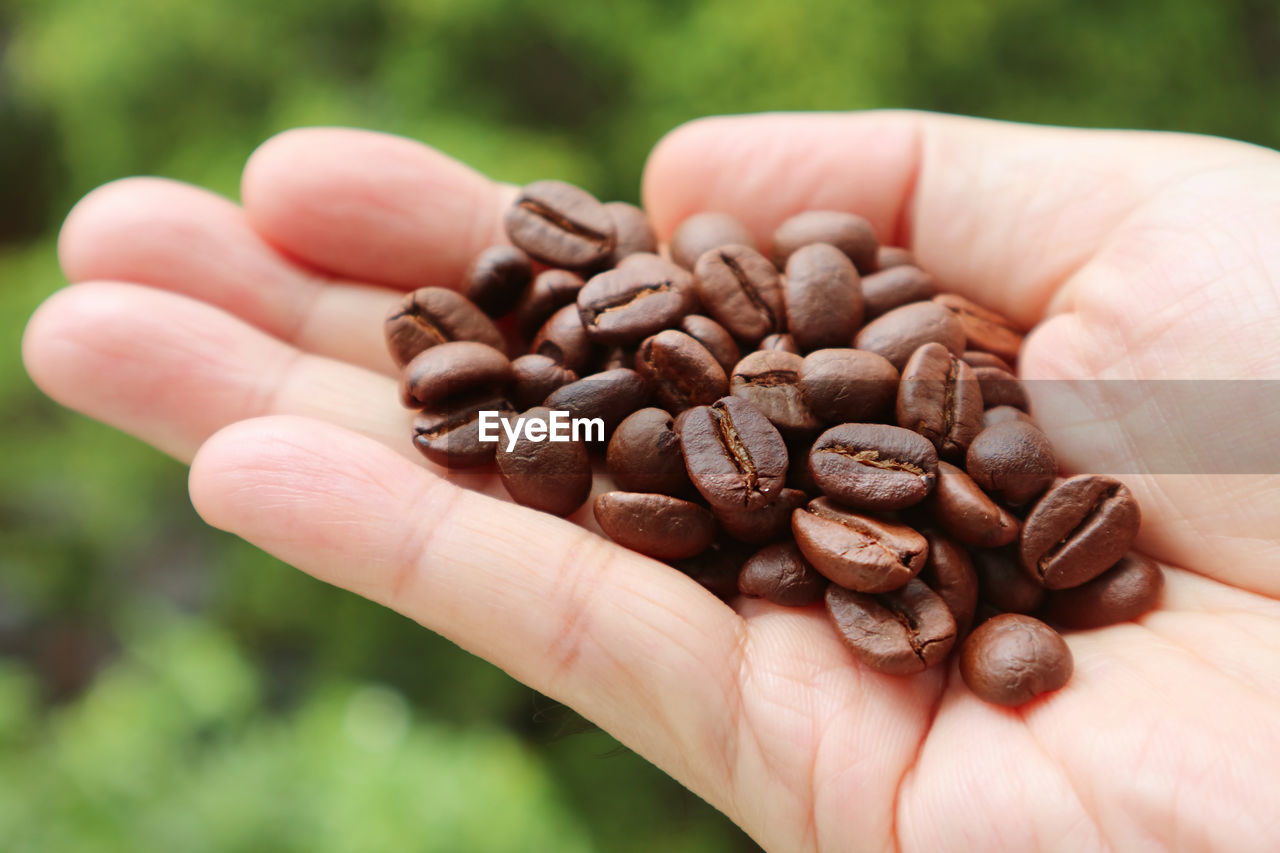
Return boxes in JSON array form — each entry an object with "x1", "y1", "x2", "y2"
[{"x1": 22, "y1": 112, "x2": 1280, "y2": 851}]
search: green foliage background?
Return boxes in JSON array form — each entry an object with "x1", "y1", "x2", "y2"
[{"x1": 1, "y1": 1, "x2": 1278, "y2": 849}]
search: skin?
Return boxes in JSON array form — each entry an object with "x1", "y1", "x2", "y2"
[{"x1": 21, "y1": 111, "x2": 1280, "y2": 852}]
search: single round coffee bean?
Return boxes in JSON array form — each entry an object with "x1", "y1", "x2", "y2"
[
  {"x1": 825, "y1": 579, "x2": 956, "y2": 675},
  {"x1": 385, "y1": 286, "x2": 506, "y2": 367},
  {"x1": 861, "y1": 265, "x2": 938, "y2": 320},
  {"x1": 543, "y1": 368, "x2": 650, "y2": 435},
  {"x1": 973, "y1": 366, "x2": 1030, "y2": 411},
  {"x1": 412, "y1": 393, "x2": 515, "y2": 469},
  {"x1": 531, "y1": 303, "x2": 598, "y2": 372},
  {"x1": 770, "y1": 210, "x2": 878, "y2": 274},
  {"x1": 730, "y1": 350, "x2": 821, "y2": 434},
  {"x1": 934, "y1": 294, "x2": 1023, "y2": 365},
  {"x1": 896, "y1": 342, "x2": 983, "y2": 460},
  {"x1": 982, "y1": 405, "x2": 1033, "y2": 429},
  {"x1": 714, "y1": 487, "x2": 807, "y2": 545},
  {"x1": 695, "y1": 245, "x2": 786, "y2": 344},
  {"x1": 929, "y1": 461, "x2": 1020, "y2": 548},
  {"x1": 784, "y1": 243, "x2": 864, "y2": 352},
  {"x1": 463, "y1": 245, "x2": 533, "y2": 317},
  {"x1": 509, "y1": 354, "x2": 577, "y2": 410},
  {"x1": 669, "y1": 212, "x2": 755, "y2": 270},
  {"x1": 1042, "y1": 554, "x2": 1164, "y2": 629},
  {"x1": 809, "y1": 423, "x2": 939, "y2": 511},
  {"x1": 972, "y1": 547, "x2": 1046, "y2": 614},
  {"x1": 594, "y1": 492, "x2": 717, "y2": 560},
  {"x1": 875, "y1": 246, "x2": 915, "y2": 270},
  {"x1": 854, "y1": 301, "x2": 966, "y2": 370},
  {"x1": 962, "y1": 350, "x2": 1015, "y2": 372},
  {"x1": 635, "y1": 330, "x2": 729, "y2": 413},
  {"x1": 603, "y1": 201, "x2": 657, "y2": 266},
  {"x1": 757, "y1": 333, "x2": 802, "y2": 355},
  {"x1": 606, "y1": 407, "x2": 692, "y2": 497},
  {"x1": 966, "y1": 420, "x2": 1057, "y2": 506},
  {"x1": 1019, "y1": 474, "x2": 1141, "y2": 590},
  {"x1": 797, "y1": 348, "x2": 900, "y2": 424},
  {"x1": 676, "y1": 396, "x2": 788, "y2": 511},
  {"x1": 672, "y1": 537, "x2": 751, "y2": 601},
  {"x1": 960, "y1": 614, "x2": 1072, "y2": 707},
  {"x1": 919, "y1": 531, "x2": 979, "y2": 636},
  {"x1": 515, "y1": 269, "x2": 586, "y2": 340},
  {"x1": 792, "y1": 497, "x2": 928, "y2": 593},
  {"x1": 739, "y1": 541, "x2": 828, "y2": 606},
  {"x1": 680, "y1": 315, "x2": 741, "y2": 377},
  {"x1": 577, "y1": 257, "x2": 697, "y2": 346},
  {"x1": 504, "y1": 180, "x2": 616, "y2": 269},
  {"x1": 495, "y1": 407, "x2": 593, "y2": 517},
  {"x1": 399, "y1": 341, "x2": 513, "y2": 409}
]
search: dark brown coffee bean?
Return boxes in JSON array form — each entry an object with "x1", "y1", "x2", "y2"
[
  {"x1": 504, "y1": 180, "x2": 615, "y2": 269},
  {"x1": 861, "y1": 265, "x2": 938, "y2": 320},
  {"x1": 603, "y1": 201, "x2": 657, "y2": 266},
  {"x1": 606, "y1": 407, "x2": 692, "y2": 496},
  {"x1": 669, "y1": 212, "x2": 755, "y2": 270},
  {"x1": 771, "y1": 211, "x2": 878, "y2": 274},
  {"x1": 960, "y1": 614, "x2": 1072, "y2": 706},
  {"x1": 463, "y1": 245, "x2": 533, "y2": 317},
  {"x1": 934, "y1": 294, "x2": 1023, "y2": 364},
  {"x1": 495, "y1": 407, "x2": 593, "y2": 517},
  {"x1": 739, "y1": 542, "x2": 827, "y2": 606},
  {"x1": 385, "y1": 286, "x2": 506, "y2": 367},
  {"x1": 679, "y1": 315, "x2": 741, "y2": 376},
  {"x1": 530, "y1": 303, "x2": 598, "y2": 372},
  {"x1": 1019, "y1": 474, "x2": 1141, "y2": 590},
  {"x1": 809, "y1": 424, "x2": 938, "y2": 511},
  {"x1": 797, "y1": 348, "x2": 900, "y2": 424},
  {"x1": 635, "y1": 330, "x2": 729, "y2": 413},
  {"x1": 757, "y1": 333, "x2": 802, "y2": 355},
  {"x1": 876, "y1": 246, "x2": 915, "y2": 270},
  {"x1": 962, "y1": 350, "x2": 1015, "y2": 372},
  {"x1": 896, "y1": 342, "x2": 983, "y2": 460},
  {"x1": 676, "y1": 396, "x2": 788, "y2": 511},
  {"x1": 671, "y1": 537, "x2": 751, "y2": 601},
  {"x1": 919, "y1": 532, "x2": 979, "y2": 636},
  {"x1": 543, "y1": 368, "x2": 650, "y2": 435},
  {"x1": 730, "y1": 350, "x2": 820, "y2": 434},
  {"x1": 783, "y1": 243, "x2": 864, "y2": 352},
  {"x1": 929, "y1": 461, "x2": 1020, "y2": 548},
  {"x1": 854, "y1": 301, "x2": 965, "y2": 370},
  {"x1": 972, "y1": 547, "x2": 1045, "y2": 614},
  {"x1": 792, "y1": 497, "x2": 928, "y2": 593},
  {"x1": 509, "y1": 354, "x2": 577, "y2": 410},
  {"x1": 715, "y1": 487, "x2": 807, "y2": 545},
  {"x1": 982, "y1": 405, "x2": 1033, "y2": 429},
  {"x1": 973, "y1": 366, "x2": 1030, "y2": 411},
  {"x1": 515, "y1": 269, "x2": 586, "y2": 340},
  {"x1": 695, "y1": 245, "x2": 785, "y2": 344},
  {"x1": 399, "y1": 341, "x2": 512, "y2": 409},
  {"x1": 1042, "y1": 554, "x2": 1164, "y2": 629},
  {"x1": 966, "y1": 420, "x2": 1056, "y2": 506},
  {"x1": 593, "y1": 492, "x2": 717, "y2": 560},
  {"x1": 411, "y1": 393, "x2": 514, "y2": 469},
  {"x1": 577, "y1": 257, "x2": 697, "y2": 346},
  {"x1": 825, "y1": 579, "x2": 956, "y2": 675}
]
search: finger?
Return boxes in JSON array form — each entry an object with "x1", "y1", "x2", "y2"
[
  {"x1": 242, "y1": 127, "x2": 517, "y2": 289},
  {"x1": 59, "y1": 177, "x2": 402, "y2": 376}
]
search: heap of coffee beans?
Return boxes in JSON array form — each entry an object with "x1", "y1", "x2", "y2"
[{"x1": 385, "y1": 180, "x2": 1164, "y2": 708}]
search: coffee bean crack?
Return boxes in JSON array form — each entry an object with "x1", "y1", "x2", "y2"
[
  {"x1": 516, "y1": 199, "x2": 613, "y2": 248},
  {"x1": 710, "y1": 402, "x2": 760, "y2": 498},
  {"x1": 1037, "y1": 484, "x2": 1121, "y2": 574},
  {"x1": 719, "y1": 250, "x2": 777, "y2": 326},
  {"x1": 820, "y1": 446, "x2": 926, "y2": 477},
  {"x1": 582, "y1": 282, "x2": 674, "y2": 325}
]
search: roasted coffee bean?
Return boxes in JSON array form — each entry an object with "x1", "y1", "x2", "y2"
[
  {"x1": 604, "y1": 201, "x2": 657, "y2": 266},
  {"x1": 504, "y1": 180, "x2": 615, "y2": 269},
  {"x1": 385, "y1": 286, "x2": 506, "y2": 367},
  {"x1": 972, "y1": 547, "x2": 1045, "y2": 614},
  {"x1": 715, "y1": 487, "x2": 807, "y2": 544},
  {"x1": 1019, "y1": 474, "x2": 1141, "y2": 590},
  {"x1": 809, "y1": 423, "x2": 938, "y2": 510},
  {"x1": 730, "y1": 350, "x2": 821, "y2": 434},
  {"x1": 973, "y1": 366, "x2": 1029, "y2": 411},
  {"x1": 635, "y1": 330, "x2": 729, "y2": 412},
  {"x1": 854, "y1": 301, "x2": 965, "y2": 370},
  {"x1": 463, "y1": 245, "x2": 533, "y2": 317},
  {"x1": 1042, "y1": 554, "x2": 1164, "y2": 629},
  {"x1": 577, "y1": 256, "x2": 697, "y2": 346},
  {"x1": 982, "y1": 405, "x2": 1033, "y2": 429},
  {"x1": 929, "y1": 461, "x2": 1020, "y2": 548},
  {"x1": 531, "y1": 303, "x2": 599, "y2": 372},
  {"x1": 758, "y1": 333, "x2": 802, "y2": 354},
  {"x1": 594, "y1": 492, "x2": 717, "y2": 560},
  {"x1": 793, "y1": 497, "x2": 928, "y2": 592},
  {"x1": 966, "y1": 420, "x2": 1057, "y2": 506},
  {"x1": 962, "y1": 350, "x2": 1015, "y2": 372},
  {"x1": 669, "y1": 212, "x2": 756, "y2": 270},
  {"x1": 495, "y1": 406, "x2": 593, "y2": 516},
  {"x1": 825, "y1": 580, "x2": 956, "y2": 675},
  {"x1": 515, "y1": 269, "x2": 585, "y2": 340},
  {"x1": 861, "y1": 265, "x2": 938, "y2": 320},
  {"x1": 739, "y1": 542, "x2": 828, "y2": 605},
  {"x1": 400, "y1": 341, "x2": 512, "y2": 409},
  {"x1": 770, "y1": 210, "x2": 878, "y2": 274},
  {"x1": 606, "y1": 407, "x2": 692, "y2": 496},
  {"x1": 876, "y1": 246, "x2": 915, "y2": 270},
  {"x1": 783, "y1": 243, "x2": 864, "y2": 351},
  {"x1": 543, "y1": 368, "x2": 650, "y2": 434},
  {"x1": 680, "y1": 315, "x2": 741, "y2": 376},
  {"x1": 694, "y1": 245, "x2": 786, "y2": 344},
  {"x1": 509, "y1": 354, "x2": 577, "y2": 410},
  {"x1": 919, "y1": 532, "x2": 979, "y2": 636},
  {"x1": 677, "y1": 396, "x2": 788, "y2": 511},
  {"x1": 960, "y1": 614, "x2": 1072, "y2": 706},
  {"x1": 412, "y1": 393, "x2": 514, "y2": 469},
  {"x1": 672, "y1": 537, "x2": 751, "y2": 601},
  {"x1": 896, "y1": 342, "x2": 983, "y2": 459},
  {"x1": 797, "y1": 348, "x2": 899, "y2": 424},
  {"x1": 934, "y1": 294, "x2": 1023, "y2": 364}
]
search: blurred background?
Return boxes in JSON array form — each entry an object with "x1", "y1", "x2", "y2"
[{"x1": 2, "y1": 0, "x2": 1279, "y2": 849}]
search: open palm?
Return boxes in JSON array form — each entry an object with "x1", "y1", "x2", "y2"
[{"x1": 23, "y1": 112, "x2": 1280, "y2": 852}]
